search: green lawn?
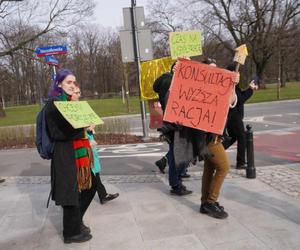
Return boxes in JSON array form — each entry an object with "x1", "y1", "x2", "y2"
[
  {"x1": 0, "y1": 82, "x2": 299, "y2": 127},
  {"x1": 87, "y1": 97, "x2": 142, "y2": 116},
  {"x1": 0, "y1": 105, "x2": 41, "y2": 127},
  {"x1": 0, "y1": 97, "x2": 146, "y2": 126},
  {"x1": 248, "y1": 82, "x2": 300, "y2": 103}
]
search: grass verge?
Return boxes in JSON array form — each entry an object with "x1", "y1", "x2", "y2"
[
  {"x1": 248, "y1": 82, "x2": 300, "y2": 103},
  {"x1": 0, "y1": 118, "x2": 159, "y2": 149},
  {"x1": 0, "y1": 82, "x2": 299, "y2": 127}
]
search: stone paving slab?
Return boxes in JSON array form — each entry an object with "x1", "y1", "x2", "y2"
[
  {"x1": 1, "y1": 168, "x2": 300, "y2": 250},
  {"x1": 2, "y1": 162, "x2": 300, "y2": 199}
]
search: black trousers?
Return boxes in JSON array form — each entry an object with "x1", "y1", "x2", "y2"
[
  {"x1": 95, "y1": 173, "x2": 107, "y2": 200},
  {"x1": 223, "y1": 118, "x2": 246, "y2": 166},
  {"x1": 62, "y1": 172, "x2": 97, "y2": 238}
]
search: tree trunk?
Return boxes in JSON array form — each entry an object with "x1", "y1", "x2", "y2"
[
  {"x1": 256, "y1": 67, "x2": 266, "y2": 89},
  {"x1": 280, "y1": 63, "x2": 286, "y2": 88},
  {"x1": 0, "y1": 106, "x2": 6, "y2": 118}
]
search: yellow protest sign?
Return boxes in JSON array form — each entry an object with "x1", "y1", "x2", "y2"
[
  {"x1": 54, "y1": 101, "x2": 104, "y2": 129},
  {"x1": 169, "y1": 30, "x2": 202, "y2": 59},
  {"x1": 233, "y1": 44, "x2": 248, "y2": 65},
  {"x1": 139, "y1": 57, "x2": 176, "y2": 100}
]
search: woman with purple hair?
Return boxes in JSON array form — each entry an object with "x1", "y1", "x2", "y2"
[{"x1": 45, "y1": 69, "x2": 96, "y2": 244}]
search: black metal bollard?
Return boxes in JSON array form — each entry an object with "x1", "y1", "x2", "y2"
[{"x1": 245, "y1": 124, "x2": 256, "y2": 179}]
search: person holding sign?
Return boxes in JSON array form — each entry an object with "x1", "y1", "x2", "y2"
[
  {"x1": 45, "y1": 69, "x2": 96, "y2": 243},
  {"x1": 72, "y1": 87, "x2": 119, "y2": 205},
  {"x1": 223, "y1": 63, "x2": 258, "y2": 169},
  {"x1": 199, "y1": 59, "x2": 239, "y2": 219}
]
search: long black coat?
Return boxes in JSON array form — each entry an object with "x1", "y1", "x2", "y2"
[{"x1": 45, "y1": 100, "x2": 84, "y2": 206}]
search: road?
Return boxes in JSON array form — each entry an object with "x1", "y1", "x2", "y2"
[{"x1": 0, "y1": 100, "x2": 299, "y2": 176}]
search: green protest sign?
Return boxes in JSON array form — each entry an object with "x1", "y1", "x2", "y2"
[
  {"x1": 54, "y1": 101, "x2": 104, "y2": 129},
  {"x1": 169, "y1": 30, "x2": 202, "y2": 59}
]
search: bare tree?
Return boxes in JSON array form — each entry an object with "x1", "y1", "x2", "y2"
[
  {"x1": 183, "y1": 0, "x2": 300, "y2": 86},
  {"x1": 0, "y1": 0, "x2": 95, "y2": 57},
  {"x1": 0, "y1": 0, "x2": 95, "y2": 116},
  {"x1": 147, "y1": 0, "x2": 184, "y2": 57},
  {"x1": 66, "y1": 26, "x2": 125, "y2": 98}
]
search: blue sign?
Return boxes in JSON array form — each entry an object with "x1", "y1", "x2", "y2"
[
  {"x1": 35, "y1": 45, "x2": 68, "y2": 57},
  {"x1": 45, "y1": 55, "x2": 59, "y2": 66}
]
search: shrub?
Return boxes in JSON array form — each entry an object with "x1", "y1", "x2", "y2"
[{"x1": 0, "y1": 119, "x2": 150, "y2": 149}]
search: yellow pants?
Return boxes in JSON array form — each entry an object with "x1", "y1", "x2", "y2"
[{"x1": 201, "y1": 140, "x2": 230, "y2": 204}]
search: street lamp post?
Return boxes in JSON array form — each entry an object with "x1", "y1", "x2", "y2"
[{"x1": 130, "y1": 0, "x2": 149, "y2": 140}]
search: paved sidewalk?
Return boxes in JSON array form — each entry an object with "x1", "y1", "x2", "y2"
[{"x1": 1, "y1": 165, "x2": 300, "y2": 250}]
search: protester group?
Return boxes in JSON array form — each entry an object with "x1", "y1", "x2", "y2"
[{"x1": 38, "y1": 30, "x2": 258, "y2": 244}]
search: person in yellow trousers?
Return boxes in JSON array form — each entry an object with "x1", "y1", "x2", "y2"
[{"x1": 199, "y1": 58, "x2": 239, "y2": 219}]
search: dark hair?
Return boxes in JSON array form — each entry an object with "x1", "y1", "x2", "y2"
[
  {"x1": 226, "y1": 62, "x2": 237, "y2": 72},
  {"x1": 153, "y1": 73, "x2": 172, "y2": 96},
  {"x1": 170, "y1": 62, "x2": 176, "y2": 73},
  {"x1": 202, "y1": 57, "x2": 216, "y2": 65},
  {"x1": 48, "y1": 69, "x2": 74, "y2": 97}
]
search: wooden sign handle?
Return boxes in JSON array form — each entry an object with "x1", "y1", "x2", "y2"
[{"x1": 235, "y1": 63, "x2": 240, "y2": 72}]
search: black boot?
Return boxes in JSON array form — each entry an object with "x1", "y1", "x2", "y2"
[
  {"x1": 200, "y1": 202, "x2": 228, "y2": 219},
  {"x1": 100, "y1": 193, "x2": 119, "y2": 204},
  {"x1": 155, "y1": 157, "x2": 167, "y2": 173},
  {"x1": 64, "y1": 233, "x2": 92, "y2": 244},
  {"x1": 170, "y1": 185, "x2": 192, "y2": 196},
  {"x1": 80, "y1": 222, "x2": 91, "y2": 234},
  {"x1": 200, "y1": 202, "x2": 224, "y2": 214}
]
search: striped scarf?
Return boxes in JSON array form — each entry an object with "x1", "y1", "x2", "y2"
[
  {"x1": 73, "y1": 138, "x2": 93, "y2": 191},
  {"x1": 57, "y1": 92, "x2": 92, "y2": 191}
]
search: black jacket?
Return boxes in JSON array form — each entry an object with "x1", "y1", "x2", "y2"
[
  {"x1": 45, "y1": 99, "x2": 84, "y2": 206},
  {"x1": 153, "y1": 72, "x2": 173, "y2": 111},
  {"x1": 228, "y1": 86, "x2": 253, "y2": 121},
  {"x1": 153, "y1": 72, "x2": 212, "y2": 166}
]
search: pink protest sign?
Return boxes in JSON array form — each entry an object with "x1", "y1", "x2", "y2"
[{"x1": 163, "y1": 59, "x2": 235, "y2": 135}]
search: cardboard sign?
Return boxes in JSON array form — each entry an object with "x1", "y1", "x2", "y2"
[
  {"x1": 163, "y1": 60, "x2": 235, "y2": 134},
  {"x1": 169, "y1": 31, "x2": 202, "y2": 59},
  {"x1": 233, "y1": 44, "x2": 248, "y2": 65},
  {"x1": 148, "y1": 100, "x2": 163, "y2": 129},
  {"x1": 54, "y1": 101, "x2": 103, "y2": 129},
  {"x1": 140, "y1": 57, "x2": 176, "y2": 100}
]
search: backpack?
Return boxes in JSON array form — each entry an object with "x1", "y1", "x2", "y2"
[{"x1": 35, "y1": 97, "x2": 58, "y2": 160}]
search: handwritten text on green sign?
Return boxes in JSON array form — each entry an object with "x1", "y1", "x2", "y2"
[
  {"x1": 54, "y1": 101, "x2": 104, "y2": 129},
  {"x1": 169, "y1": 31, "x2": 202, "y2": 59}
]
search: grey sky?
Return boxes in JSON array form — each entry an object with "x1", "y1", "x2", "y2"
[{"x1": 92, "y1": 0, "x2": 149, "y2": 28}]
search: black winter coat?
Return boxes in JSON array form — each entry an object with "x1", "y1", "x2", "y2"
[
  {"x1": 227, "y1": 86, "x2": 253, "y2": 121},
  {"x1": 153, "y1": 72, "x2": 173, "y2": 111},
  {"x1": 45, "y1": 99, "x2": 84, "y2": 206}
]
